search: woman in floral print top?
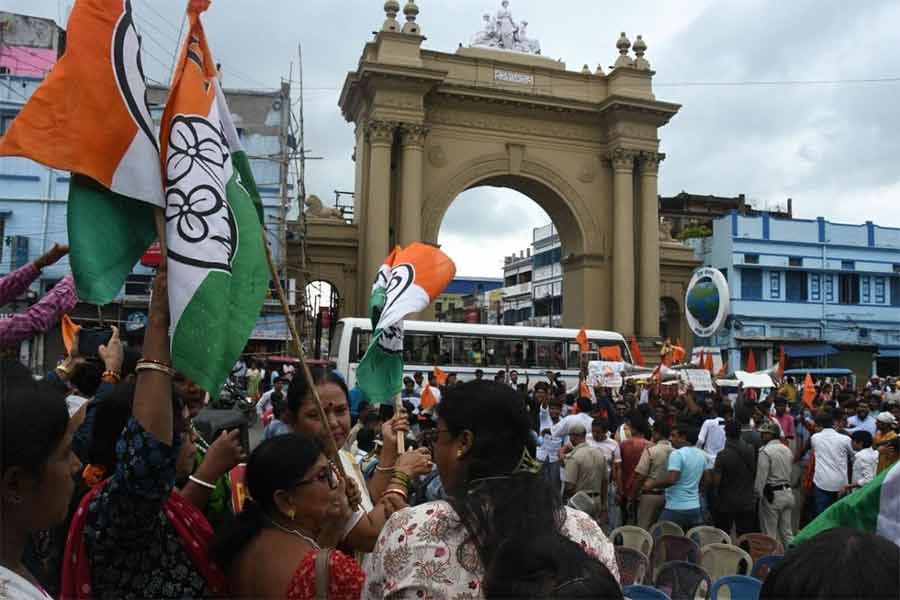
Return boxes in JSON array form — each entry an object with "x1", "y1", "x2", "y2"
[{"x1": 365, "y1": 381, "x2": 620, "y2": 599}]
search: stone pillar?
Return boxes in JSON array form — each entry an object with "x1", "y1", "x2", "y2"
[
  {"x1": 398, "y1": 124, "x2": 428, "y2": 246},
  {"x1": 609, "y1": 148, "x2": 637, "y2": 336},
  {"x1": 639, "y1": 152, "x2": 662, "y2": 337},
  {"x1": 365, "y1": 120, "x2": 397, "y2": 287}
]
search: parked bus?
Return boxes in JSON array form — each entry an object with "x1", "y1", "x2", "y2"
[{"x1": 332, "y1": 318, "x2": 631, "y2": 390}]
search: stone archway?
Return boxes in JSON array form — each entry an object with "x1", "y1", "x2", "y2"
[{"x1": 336, "y1": 4, "x2": 681, "y2": 336}]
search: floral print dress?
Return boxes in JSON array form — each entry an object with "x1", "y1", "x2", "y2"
[{"x1": 364, "y1": 501, "x2": 620, "y2": 599}]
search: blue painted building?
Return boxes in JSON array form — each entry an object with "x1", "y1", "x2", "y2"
[
  {"x1": 694, "y1": 211, "x2": 900, "y2": 379},
  {"x1": 1, "y1": 69, "x2": 292, "y2": 370}
]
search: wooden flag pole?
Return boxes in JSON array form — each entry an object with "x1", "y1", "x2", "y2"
[
  {"x1": 395, "y1": 394, "x2": 405, "y2": 455},
  {"x1": 259, "y1": 231, "x2": 352, "y2": 490}
]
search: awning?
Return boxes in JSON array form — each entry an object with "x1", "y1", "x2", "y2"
[
  {"x1": 877, "y1": 348, "x2": 900, "y2": 359},
  {"x1": 783, "y1": 344, "x2": 839, "y2": 358}
]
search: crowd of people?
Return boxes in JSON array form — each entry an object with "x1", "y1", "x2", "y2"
[{"x1": 2, "y1": 252, "x2": 899, "y2": 598}]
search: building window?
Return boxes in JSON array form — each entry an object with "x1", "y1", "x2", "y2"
[
  {"x1": 0, "y1": 114, "x2": 14, "y2": 135},
  {"x1": 841, "y1": 260, "x2": 855, "y2": 270},
  {"x1": 744, "y1": 254, "x2": 759, "y2": 264},
  {"x1": 789, "y1": 257, "x2": 803, "y2": 267},
  {"x1": 838, "y1": 273, "x2": 860, "y2": 305},
  {"x1": 435, "y1": 302, "x2": 443, "y2": 313},
  {"x1": 769, "y1": 271, "x2": 781, "y2": 299},
  {"x1": 892, "y1": 277, "x2": 900, "y2": 307},
  {"x1": 894, "y1": 264, "x2": 900, "y2": 274},
  {"x1": 862, "y1": 276, "x2": 871, "y2": 303},
  {"x1": 742, "y1": 269, "x2": 763, "y2": 300},
  {"x1": 532, "y1": 247, "x2": 561, "y2": 268},
  {"x1": 786, "y1": 271, "x2": 808, "y2": 302},
  {"x1": 810, "y1": 273, "x2": 820, "y2": 301},
  {"x1": 825, "y1": 274, "x2": 834, "y2": 302},
  {"x1": 875, "y1": 277, "x2": 886, "y2": 304}
]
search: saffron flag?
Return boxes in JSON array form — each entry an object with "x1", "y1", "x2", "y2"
[
  {"x1": 357, "y1": 243, "x2": 456, "y2": 406},
  {"x1": 579, "y1": 380, "x2": 591, "y2": 400},
  {"x1": 419, "y1": 385, "x2": 439, "y2": 412},
  {"x1": 672, "y1": 344, "x2": 686, "y2": 365},
  {"x1": 696, "y1": 350, "x2": 705, "y2": 367},
  {"x1": 61, "y1": 315, "x2": 80, "y2": 354},
  {"x1": 629, "y1": 337, "x2": 644, "y2": 367},
  {"x1": 704, "y1": 351, "x2": 715, "y2": 374},
  {"x1": 0, "y1": 0, "x2": 163, "y2": 304},
  {"x1": 433, "y1": 366, "x2": 448, "y2": 386},
  {"x1": 576, "y1": 328, "x2": 589, "y2": 354},
  {"x1": 600, "y1": 345, "x2": 624, "y2": 362},
  {"x1": 802, "y1": 372, "x2": 816, "y2": 409},
  {"x1": 746, "y1": 350, "x2": 757, "y2": 373},
  {"x1": 793, "y1": 462, "x2": 899, "y2": 547},
  {"x1": 159, "y1": 0, "x2": 268, "y2": 393},
  {"x1": 716, "y1": 360, "x2": 729, "y2": 378},
  {"x1": 778, "y1": 345, "x2": 786, "y2": 381}
]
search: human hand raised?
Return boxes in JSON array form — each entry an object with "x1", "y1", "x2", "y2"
[
  {"x1": 98, "y1": 326, "x2": 124, "y2": 374},
  {"x1": 201, "y1": 429, "x2": 245, "y2": 480},
  {"x1": 34, "y1": 243, "x2": 69, "y2": 270},
  {"x1": 381, "y1": 410, "x2": 410, "y2": 456},
  {"x1": 394, "y1": 447, "x2": 433, "y2": 479}
]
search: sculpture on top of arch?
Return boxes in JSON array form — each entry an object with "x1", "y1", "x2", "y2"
[{"x1": 470, "y1": 1, "x2": 541, "y2": 55}]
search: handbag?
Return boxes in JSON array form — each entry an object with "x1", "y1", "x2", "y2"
[{"x1": 315, "y1": 548, "x2": 333, "y2": 600}]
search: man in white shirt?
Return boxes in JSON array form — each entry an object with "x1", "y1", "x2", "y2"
[
  {"x1": 589, "y1": 418, "x2": 622, "y2": 530},
  {"x1": 256, "y1": 377, "x2": 286, "y2": 420},
  {"x1": 697, "y1": 403, "x2": 732, "y2": 461},
  {"x1": 845, "y1": 430, "x2": 879, "y2": 494},
  {"x1": 846, "y1": 402, "x2": 877, "y2": 436},
  {"x1": 537, "y1": 397, "x2": 565, "y2": 495},
  {"x1": 508, "y1": 369, "x2": 520, "y2": 389},
  {"x1": 551, "y1": 397, "x2": 595, "y2": 445},
  {"x1": 810, "y1": 413, "x2": 855, "y2": 517}
]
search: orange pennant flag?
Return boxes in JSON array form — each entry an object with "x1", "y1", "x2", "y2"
[
  {"x1": 420, "y1": 385, "x2": 438, "y2": 411},
  {"x1": 579, "y1": 380, "x2": 591, "y2": 400},
  {"x1": 778, "y1": 346, "x2": 786, "y2": 381},
  {"x1": 576, "y1": 328, "x2": 589, "y2": 354},
  {"x1": 600, "y1": 345, "x2": 624, "y2": 361},
  {"x1": 629, "y1": 337, "x2": 644, "y2": 366},
  {"x1": 704, "y1": 351, "x2": 714, "y2": 374},
  {"x1": 433, "y1": 366, "x2": 448, "y2": 386},
  {"x1": 746, "y1": 350, "x2": 757, "y2": 373},
  {"x1": 716, "y1": 360, "x2": 729, "y2": 378},
  {"x1": 696, "y1": 349, "x2": 705, "y2": 367},
  {"x1": 61, "y1": 315, "x2": 81, "y2": 354},
  {"x1": 802, "y1": 372, "x2": 816, "y2": 409},
  {"x1": 672, "y1": 344, "x2": 686, "y2": 364}
]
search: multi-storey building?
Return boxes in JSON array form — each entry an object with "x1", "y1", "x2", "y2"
[
  {"x1": 500, "y1": 223, "x2": 563, "y2": 327},
  {"x1": 694, "y1": 212, "x2": 900, "y2": 379}
]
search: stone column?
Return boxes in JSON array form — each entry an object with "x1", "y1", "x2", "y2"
[
  {"x1": 398, "y1": 124, "x2": 428, "y2": 246},
  {"x1": 639, "y1": 152, "x2": 662, "y2": 337},
  {"x1": 609, "y1": 148, "x2": 637, "y2": 336},
  {"x1": 365, "y1": 120, "x2": 397, "y2": 287}
]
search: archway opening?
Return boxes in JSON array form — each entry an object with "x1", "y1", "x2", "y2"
[{"x1": 303, "y1": 280, "x2": 340, "y2": 358}]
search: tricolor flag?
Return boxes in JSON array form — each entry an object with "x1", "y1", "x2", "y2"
[
  {"x1": 630, "y1": 337, "x2": 644, "y2": 367},
  {"x1": 793, "y1": 463, "x2": 899, "y2": 547},
  {"x1": 0, "y1": 0, "x2": 163, "y2": 303},
  {"x1": 576, "y1": 328, "x2": 589, "y2": 354},
  {"x1": 159, "y1": 0, "x2": 268, "y2": 393},
  {"x1": 357, "y1": 243, "x2": 456, "y2": 406}
]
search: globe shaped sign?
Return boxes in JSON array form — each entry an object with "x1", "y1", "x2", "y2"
[{"x1": 685, "y1": 267, "x2": 730, "y2": 337}]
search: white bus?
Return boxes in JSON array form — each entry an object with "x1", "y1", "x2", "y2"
[{"x1": 332, "y1": 318, "x2": 632, "y2": 390}]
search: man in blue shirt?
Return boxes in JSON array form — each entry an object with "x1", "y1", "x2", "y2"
[{"x1": 646, "y1": 423, "x2": 708, "y2": 529}]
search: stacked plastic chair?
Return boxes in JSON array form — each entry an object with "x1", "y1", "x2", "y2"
[
  {"x1": 615, "y1": 546, "x2": 650, "y2": 586},
  {"x1": 611, "y1": 525, "x2": 654, "y2": 556},
  {"x1": 736, "y1": 533, "x2": 785, "y2": 563},
  {"x1": 709, "y1": 575, "x2": 763, "y2": 600},
  {"x1": 700, "y1": 542, "x2": 753, "y2": 581},
  {"x1": 749, "y1": 554, "x2": 784, "y2": 582},
  {"x1": 654, "y1": 560, "x2": 712, "y2": 600},
  {"x1": 648, "y1": 535, "x2": 701, "y2": 581},
  {"x1": 686, "y1": 525, "x2": 731, "y2": 548},
  {"x1": 650, "y1": 520, "x2": 685, "y2": 541}
]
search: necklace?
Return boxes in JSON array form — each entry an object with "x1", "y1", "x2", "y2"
[{"x1": 266, "y1": 516, "x2": 321, "y2": 550}]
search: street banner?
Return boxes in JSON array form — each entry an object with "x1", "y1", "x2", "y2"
[
  {"x1": 160, "y1": 0, "x2": 268, "y2": 394},
  {"x1": 587, "y1": 360, "x2": 626, "y2": 388},
  {"x1": 0, "y1": 0, "x2": 163, "y2": 304},
  {"x1": 681, "y1": 369, "x2": 714, "y2": 392},
  {"x1": 357, "y1": 243, "x2": 456, "y2": 406}
]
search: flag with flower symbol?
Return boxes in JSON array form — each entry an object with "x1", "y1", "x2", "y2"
[{"x1": 159, "y1": 0, "x2": 268, "y2": 393}]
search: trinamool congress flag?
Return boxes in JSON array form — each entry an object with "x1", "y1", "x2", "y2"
[
  {"x1": 159, "y1": 0, "x2": 268, "y2": 393},
  {"x1": 0, "y1": 0, "x2": 163, "y2": 304},
  {"x1": 793, "y1": 462, "x2": 900, "y2": 547},
  {"x1": 357, "y1": 244, "x2": 456, "y2": 406}
]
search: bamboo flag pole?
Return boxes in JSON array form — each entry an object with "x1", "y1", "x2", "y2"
[
  {"x1": 260, "y1": 231, "x2": 352, "y2": 488},
  {"x1": 395, "y1": 393, "x2": 405, "y2": 455}
]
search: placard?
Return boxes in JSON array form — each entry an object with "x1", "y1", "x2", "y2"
[
  {"x1": 681, "y1": 369, "x2": 714, "y2": 392},
  {"x1": 587, "y1": 360, "x2": 626, "y2": 388}
]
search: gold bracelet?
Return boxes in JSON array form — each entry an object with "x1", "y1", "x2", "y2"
[
  {"x1": 101, "y1": 371, "x2": 121, "y2": 383},
  {"x1": 136, "y1": 361, "x2": 176, "y2": 377},
  {"x1": 139, "y1": 357, "x2": 173, "y2": 368},
  {"x1": 375, "y1": 464, "x2": 396, "y2": 473},
  {"x1": 381, "y1": 488, "x2": 408, "y2": 502}
]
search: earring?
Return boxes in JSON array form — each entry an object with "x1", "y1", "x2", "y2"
[
  {"x1": 288, "y1": 508, "x2": 295, "y2": 520},
  {"x1": 456, "y1": 449, "x2": 463, "y2": 459}
]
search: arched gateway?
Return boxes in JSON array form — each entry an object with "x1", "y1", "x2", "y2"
[{"x1": 301, "y1": 2, "x2": 697, "y2": 342}]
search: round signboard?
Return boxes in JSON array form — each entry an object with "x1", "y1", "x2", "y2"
[{"x1": 684, "y1": 267, "x2": 730, "y2": 338}]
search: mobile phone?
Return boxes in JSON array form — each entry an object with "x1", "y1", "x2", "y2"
[{"x1": 78, "y1": 327, "x2": 113, "y2": 357}]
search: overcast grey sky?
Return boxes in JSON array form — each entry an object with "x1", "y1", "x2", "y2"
[{"x1": 7, "y1": 0, "x2": 900, "y2": 276}]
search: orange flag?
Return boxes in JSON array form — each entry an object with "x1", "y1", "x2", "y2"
[
  {"x1": 704, "y1": 351, "x2": 715, "y2": 374},
  {"x1": 629, "y1": 337, "x2": 644, "y2": 366},
  {"x1": 696, "y1": 349, "x2": 705, "y2": 367},
  {"x1": 716, "y1": 360, "x2": 729, "y2": 378},
  {"x1": 746, "y1": 350, "x2": 757, "y2": 373},
  {"x1": 579, "y1": 380, "x2": 591, "y2": 400},
  {"x1": 672, "y1": 344, "x2": 686, "y2": 364},
  {"x1": 600, "y1": 345, "x2": 624, "y2": 361},
  {"x1": 778, "y1": 346, "x2": 786, "y2": 380},
  {"x1": 420, "y1": 385, "x2": 438, "y2": 411},
  {"x1": 576, "y1": 328, "x2": 589, "y2": 354},
  {"x1": 433, "y1": 366, "x2": 448, "y2": 386},
  {"x1": 802, "y1": 373, "x2": 816, "y2": 409},
  {"x1": 61, "y1": 315, "x2": 81, "y2": 354}
]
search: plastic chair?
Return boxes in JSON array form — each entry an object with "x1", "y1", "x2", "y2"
[
  {"x1": 736, "y1": 533, "x2": 785, "y2": 562},
  {"x1": 654, "y1": 560, "x2": 712, "y2": 600},
  {"x1": 687, "y1": 525, "x2": 732, "y2": 548},
  {"x1": 750, "y1": 554, "x2": 783, "y2": 582},
  {"x1": 700, "y1": 542, "x2": 754, "y2": 581},
  {"x1": 623, "y1": 584, "x2": 672, "y2": 600},
  {"x1": 648, "y1": 535, "x2": 701, "y2": 580},
  {"x1": 650, "y1": 520, "x2": 686, "y2": 540},
  {"x1": 611, "y1": 525, "x2": 654, "y2": 556},
  {"x1": 710, "y1": 575, "x2": 762, "y2": 600},
  {"x1": 615, "y1": 546, "x2": 650, "y2": 586}
]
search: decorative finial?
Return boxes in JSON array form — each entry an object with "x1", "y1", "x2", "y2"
[
  {"x1": 633, "y1": 35, "x2": 650, "y2": 70},
  {"x1": 582, "y1": 64, "x2": 591, "y2": 74},
  {"x1": 402, "y1": 1, "x2": 420, "y2": 35},
  {"x1": 383, "y1": 0, "x2": 400, "y2": 32},
  {"x1": 614, "y1": 31, "x2": 633, "y2": 68},
  {"x1": 595, "y1": 63, "x2": 605, "y2": 76}
]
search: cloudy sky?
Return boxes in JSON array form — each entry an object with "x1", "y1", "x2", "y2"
[{"x1": 10, "y1": 0, "x2": 900, "y2": 277}]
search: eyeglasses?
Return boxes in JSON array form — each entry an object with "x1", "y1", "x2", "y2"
[{"x1": 296, "y1": 461, "x2": 339, "y2": 490}]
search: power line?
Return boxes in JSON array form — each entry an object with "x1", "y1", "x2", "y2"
[{"x1": 140, "y1": 0, "x2": 184, "y2": 34}]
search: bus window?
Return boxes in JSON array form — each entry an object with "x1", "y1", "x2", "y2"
[
  {"x1": 448, "y1": 336, "x2": 484, "y2": 366},
  {"x1": 567, "y1": 342, "x2": 582, "y2": 369},
  {"x1": 331, "y1": 322, "x2": 344, "y2": 362},
  {"x1": 533, "y1": 340, "x2": 565, "y2": 369},
  {"x1": 403, "y1": 334, "x2": 440, "y2": 365},
  {"x1": 485, "y1": 338, "x2": 523, "y2": 366},
  {"x1": 350, "y1": 329, "x2": 371, "y2": 363}
]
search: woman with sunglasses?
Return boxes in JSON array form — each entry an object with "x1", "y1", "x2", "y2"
[
  {"x1": 211, "y1": 433, "x2": 365, "y2": 599},
  {"x1": 364, "y1": 381, "x2": 620, "y2": 599}
]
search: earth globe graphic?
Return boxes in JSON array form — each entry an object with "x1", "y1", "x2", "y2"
[{"x1": 686, "y1": 278, "x2": 720, "y2": 328}]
